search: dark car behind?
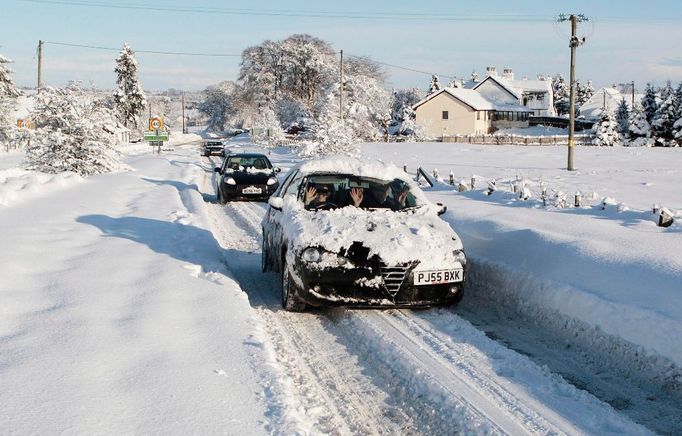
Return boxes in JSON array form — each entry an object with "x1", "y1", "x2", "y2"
[{"x1": 215, "y1": 153, "x2": 280, "y2": 203}]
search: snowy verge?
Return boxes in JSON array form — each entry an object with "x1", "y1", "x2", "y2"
[{"x1": 0, "y1": 168, "x2": 84, "y2": 207}]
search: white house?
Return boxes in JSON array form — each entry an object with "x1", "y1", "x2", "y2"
[
  {"x1": 579, "y1": 87, "x2": 644, "y2": 120},
  {"x1": 412, "y1": 87, "x2": 532, "y2": 138},
  {"x1": 468, "y1": 67, "x2": 556, "y2": 117}
]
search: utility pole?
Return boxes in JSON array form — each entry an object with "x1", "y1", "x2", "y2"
[
  {"x1": 37, "y1": 40, "x2": 43, "y2": 91},
  {"x1": 631, "y1": 81, "x2": 635, "y2": 107},
  {"x1": 181, "y1": 93, "x2": 186, "y2": 134},
  {"x1": 558, "y1": 14, "x2": 588, "y2": 171},
  {"x1": 339, "y1": 49, "x2": 344, "y2": 121}
]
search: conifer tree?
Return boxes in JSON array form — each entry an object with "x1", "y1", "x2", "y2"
[
  {"x1": 592, "y1": 107, "x2": 620, "y2": 146},
  {"x1": 113, "y1": 44, "x2": 147, "y2": 129},
  {"x1": 627, "y1": 102, "x2": 652, "y2": 146},
  {"x1": 671, "y1": 82, "x2": 682, "y2": 145},
  {"x1": 428, "y1": 75, "x2": 442, "y2": 94},
  {"x1": 0, "y1": 53, "x2": 21, "y2": 148},
  {"x1": 641, "y1": 83, "x2": 658, "y2": 124},
  {"x1": 652, "y1": 81, "x2": 676, "y2": 145},
  {"x1": 615, "y1": 98, "x2": 630, "y2": 137}
]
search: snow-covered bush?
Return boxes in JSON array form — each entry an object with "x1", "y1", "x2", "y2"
[
  {"x1": 304, "y1": 93, "x2": 358, "y2": 157},
  {"x1": 252, "y1": 105, "x2": 285, "y2": 144},
  {"x1": 0, "y1": 53, "x2": 21, "y2": 149},
  {"x1": 428, "y1": 74, "x2": 442, "y2": 94},
  {"x1": 113, "y1": 44, "x2": 147, "y2": 129},
  {"x1": 592, "y1": 108, "x2": 621, "y2": 146},
  {"x1": 25, "y1": 84, "x2": 124, "y2": 176}
]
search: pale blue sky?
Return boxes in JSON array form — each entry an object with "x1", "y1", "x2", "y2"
[{"x1": 1, "y1": 0, "x2": 681, "y2": 91}]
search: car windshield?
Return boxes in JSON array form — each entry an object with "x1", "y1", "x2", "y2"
[
  {"x1": 225, "y1": 156, "x2": 271, "y2": 171},
  {"x1": 302, "y1": 174, "x2": 420, "y2": 211}
]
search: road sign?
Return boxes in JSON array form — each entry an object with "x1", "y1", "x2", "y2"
[
  {"x1": 148, "y1": 117, "x2": 163, "y2": 131},
  {"x1": 144, "y1": 131, "x2": 170, "y2": 142}
]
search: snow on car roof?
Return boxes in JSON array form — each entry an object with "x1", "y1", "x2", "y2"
[{"x1": 294, "y1": 156, "x2": 413, "y2": 182}]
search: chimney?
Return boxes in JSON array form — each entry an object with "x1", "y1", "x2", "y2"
[
  {"x1": 485, "y1": 66, "x2": 497, "y2": 77},
  {"x1": 502, "y1": 67, "x2": 514, "y2": 80}
]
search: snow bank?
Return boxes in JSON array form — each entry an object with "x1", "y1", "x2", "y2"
[{"x1": 0, "y1": 167, "x2": 84, "y2": 207}]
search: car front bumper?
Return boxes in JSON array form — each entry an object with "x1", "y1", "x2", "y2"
[
  {"x1": 293, "y1": 261, "x2": 464, "y2": 308},
  {"x1": 221, "y1": 183, "x2": 279, "y2": 200}
]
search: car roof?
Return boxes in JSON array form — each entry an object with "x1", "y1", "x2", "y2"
[{"x1": 226, "y1": 153, "x2": 270, "y2": 159}]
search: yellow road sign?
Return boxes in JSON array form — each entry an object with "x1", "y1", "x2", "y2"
[{"x1": 149, "y1": 117, "x2": 163, "y2": 131}]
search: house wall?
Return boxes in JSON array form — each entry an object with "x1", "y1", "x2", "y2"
[
  {"x1": 521, "y1": 91, "x2": 554, "y2": 116},
  {"x1": 414, "y1": 93, "x2": 491, "y2": 137}
]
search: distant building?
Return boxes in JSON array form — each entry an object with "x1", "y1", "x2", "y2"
[
  {"x1": 579, "y1": 86, "x2": 643, "y2": 120},
  {"x1": 412, "y1": 87, "x2": 532, "y2": 138},
  {"x1": 465, "y1": 66, "x2": 556, "y2": 117}
]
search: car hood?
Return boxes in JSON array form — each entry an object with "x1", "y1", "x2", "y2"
[{"x1": 282, "y1": 201, "x2": 464, "y2": 269}]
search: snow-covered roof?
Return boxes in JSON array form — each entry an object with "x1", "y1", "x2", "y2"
[
  {"x1": 473, "y1": 76, "x2": 522, "y2": 100},
  {"x1": 580, "y1": 88, "x2": 644, "y2": 120},
  {"x1": 295, "y1": 156, "x2": 418, "y2": 185},
  {"x1": 413, "y1": 88, "x2": 495, "y2": 111}
]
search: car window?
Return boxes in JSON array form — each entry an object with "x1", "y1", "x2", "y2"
[
  {"x1": 302, "y1": 174, "x2": 420, "y2": 211},
  {"x1": 284, "y1": 172, "x2": 304, "y2": 197},
  {"x1": 274, "y1": 169, "x2": 298, "y2": 197},
  {"x1": 225, "y1": 156, "x2": 271, "y2": 170}
]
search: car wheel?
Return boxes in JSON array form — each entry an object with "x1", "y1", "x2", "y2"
[{"x1": 281, "y1": 256, "x2": 306, "y2": 312}]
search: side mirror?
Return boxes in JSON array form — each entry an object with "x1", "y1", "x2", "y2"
[
  {"x1": 268, "y1": 196, "x2": 284, "y2": 211},
  {"x1": 436, "y1": 202, "x2": 447, "y2": 216},
  {"x1": 274, "y1": 167, "x2": 281, "y2": 173},
  {"x1": 214, "y1": 167, "x2": 222, "y2": 173}
]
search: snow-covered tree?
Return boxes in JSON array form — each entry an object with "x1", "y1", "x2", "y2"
[
  {"x1": 305, "y1": 92, "x2": 358, "y2": 157},
  {"x1": 113, "y1": 44, "x2": 146, "y2": 129},
  {"x1": 576, "y1": 80, "x2": 594, "y2": 107},
  {"x1": 641, "y1": 83, "x2": 658, "y2": 124},
  {"x1": 252, "y1": 104, "x2": 285, "y2": 144},
  {"x1": 391, "y1": 88, "x2": 422, "y2": 136},
  {"x1": 552, "y1": 74, "x2": 570, "y2": 116},
  {"x1": 591, "y1": 107, "x2": 621, "y2": 146},
  {"x1": 672, "y1": 82, "x2": 682, "y2": 145},
  {"x1": 0, "y1": 54, "x2": 21, "y2": 98},
  {"x1": 428, "y1": 74, "x2": 442, "y2": 94},
  {"x1": 25, "y1": 84, "x2": 123, "y2": 176},
  {"x1": 615, "y1": 97, "x2": 630, "y2": 137},
  {"x1": 198, "y1": 81, "x2": 237, "y2": 131},
  {"x1": 651, "y1": 81, "x2": 676, "y2": 145},
  {"x1": 627, "y1": 102, "x2": 652, "y2": 146},
  {"x1": 0, "y1": 53, "x2": 21, "y2": 149},
  {"x1": 470, "y1": 70, "x2": 479, "y2": 83}
]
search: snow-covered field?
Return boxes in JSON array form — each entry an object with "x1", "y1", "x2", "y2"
[{"x1": 1, "y1": 135, "x2": 680, "y2": 434}]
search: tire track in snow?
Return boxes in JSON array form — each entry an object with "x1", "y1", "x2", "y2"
[{"x1": 201, "y1": 190, "x2": 413, "y2": 434}]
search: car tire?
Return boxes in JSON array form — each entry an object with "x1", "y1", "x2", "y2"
[{"x1": 281, "y1": 256, "x2": 306, "y2": 312}]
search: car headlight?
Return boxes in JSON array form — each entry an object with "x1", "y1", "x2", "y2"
[
  {"x1": 302, "y1": 247, "x2": 322, "y2": 263},
  {"x1": 453, "y1": 250, "x2": 466, "y2": 267},
  {"x1": 225, "y1": 177, "x2": 236, "y2": 185},
  {"x1": 267, "y1": 177, "x2": 278, "y2": 186}
]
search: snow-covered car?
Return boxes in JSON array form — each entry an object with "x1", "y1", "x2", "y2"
[
  {"x1": 261, "y1": 157, "x2": 466, "y2": 311},
  {"x1": 214, "y1": 153, "x2": 280, "y2": 203},
  {"x1": 202, "y1": 140, "x2": 226, "y2": 156}
]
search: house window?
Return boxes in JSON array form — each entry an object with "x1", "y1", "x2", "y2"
[
  {"x1": 442, "y1": 111, "x2": 449, "y2": 120},
  {"x1": 537, "y1": 94, "x2": 544, "y2": 101},
  {"x1": 477, "y1": 111, "x2": 480, "y2": 120}
]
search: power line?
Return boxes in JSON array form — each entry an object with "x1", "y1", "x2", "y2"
[
  {"x1": 43, "y1": 41, "x2": 241, "y2": 57},
  {"x1": 20, "y1": 0, "x2": 554, "y2": 22},
  {"x1": 346, "y1": 54, "x2": 455, "y2": 80}
]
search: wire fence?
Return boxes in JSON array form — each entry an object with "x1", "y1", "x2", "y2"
[{"x1": 440, "y1": 133, "x2": 595, "y2": 145}]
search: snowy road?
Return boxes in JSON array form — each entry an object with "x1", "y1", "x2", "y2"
[{"x1": 199, "y1": 153, "x2": 650, "y2": 435}]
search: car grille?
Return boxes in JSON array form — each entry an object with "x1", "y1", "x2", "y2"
[
  {"x1": 380, "y1": 265, "x2": 409, "y2": 296},
  {"x1": 238, "y1": 184, "x2": 267, "y2": 192}
]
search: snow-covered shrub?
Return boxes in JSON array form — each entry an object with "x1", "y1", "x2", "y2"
[
  {"x1": 0, "y1": 53, "x2": 21, "y2": 149},
  {"x1": 304, "y1": 93, "x2": 358, "y2": 157},
  {"x1": 25, "y1": 84, "x2": 124, "y2": 176},
  {"x1": 592, "y1": 108, "x2": 621, "y2": 146},
  {"x1": 113, "y1": 43, "x2": 147, "y2": 129},
  {"x1": 428, "y1": 74, "x2": 442, "y2": 94},
  {"x1": 252, "y1": 105, "x2": 285, "y2": 145}
]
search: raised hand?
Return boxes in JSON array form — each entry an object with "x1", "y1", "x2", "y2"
[
  {"x1": 350, "y1": 187, "x2": 363, "y2": 207},
  {"x1": 305, "y1": 186, "x2": 317, "y2": 204}
]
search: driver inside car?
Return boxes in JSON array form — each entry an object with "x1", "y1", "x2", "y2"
[{"x1": 304, "y1": 184, "x2": 333, "y2": 209}]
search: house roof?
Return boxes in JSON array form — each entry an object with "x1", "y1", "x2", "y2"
[
  {"x1": 412, "y1": 88, "x2": 495, "y2": 111},
  {"x1": 412, "y1": 87, "x2": 532, "y2": 113},
  {"x1": 472, "y1": 74, "x2": 552, "y2": 97},
  {"x1": 473, "y1": 75, "x2": 521, "y2": 100},
  {"x1": 579, "y1": 87, "x2": 645, "y2": 120}
]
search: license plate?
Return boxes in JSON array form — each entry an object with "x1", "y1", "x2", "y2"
[
  {"x1": 413, "y1": 268, "x2": 463, "y2": 285},
  {"x1": 242, "y1": 186, "x2": 262, "y2": 194}
]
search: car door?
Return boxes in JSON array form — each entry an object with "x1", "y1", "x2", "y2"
[{"x1": 266, "y1": 170, "x2": 304, "y2": 272}]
